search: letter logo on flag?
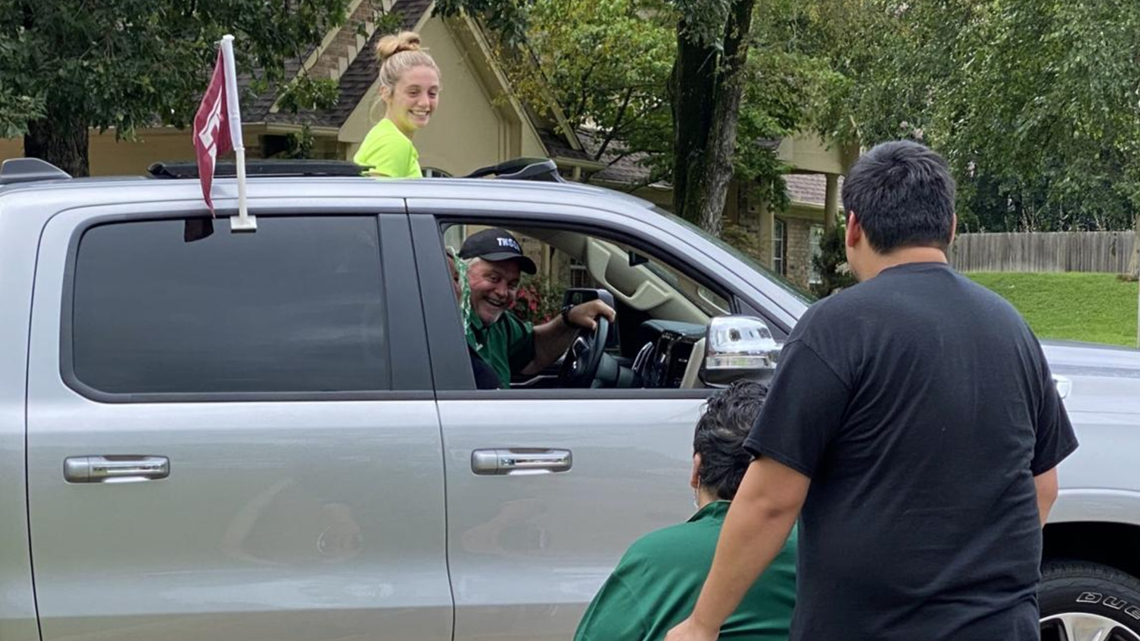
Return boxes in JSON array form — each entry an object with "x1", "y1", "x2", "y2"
[{"x1": 193, "y1": 50, "x2": 232, "y2": 213}]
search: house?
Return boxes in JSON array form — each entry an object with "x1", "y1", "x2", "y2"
[
  {"x1": 0, "y1": 0, "x2": 542, "y2": 176},
  {"x1": 0, "y1": 0, "x2": 854, "y2": 289},
  {"x1": 577, "y1": 133, "x2": 854, "y2": 288}
]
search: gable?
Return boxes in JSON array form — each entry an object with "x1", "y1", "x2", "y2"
[
  {"x1": 340, "y1": 12, "x2": 546, "y2": 175},
  {"x1": 243, "y1": 0, "x2": 434, "y2": 128}
]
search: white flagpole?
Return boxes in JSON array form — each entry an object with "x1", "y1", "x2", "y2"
[{"x1": 221, "y1": 34, "x2": 256, "y2": 231}]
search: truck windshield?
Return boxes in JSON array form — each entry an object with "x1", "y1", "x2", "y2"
[{"x1": 653, "y1": 206, "x2": 817, "y2": 305}]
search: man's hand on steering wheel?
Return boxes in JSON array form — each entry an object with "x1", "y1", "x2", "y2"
[
  {"x1": 556, "y1": 299, "x2": 617, "y2": 388},
  {"x1": 563, "y1": 299, "x2": 616, "y2": 331}
]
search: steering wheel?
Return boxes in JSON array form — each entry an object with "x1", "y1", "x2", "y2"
[{"x1": 558, "y1": 316, "x2": 610, "y2": 388}]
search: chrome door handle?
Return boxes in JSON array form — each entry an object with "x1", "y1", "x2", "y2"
[
  {"x1": 64, "y1": 456, "x2": 170, "y2": 483},
  {"x1": 471, "y1": 449, "x2": 572, "y2": 475}
]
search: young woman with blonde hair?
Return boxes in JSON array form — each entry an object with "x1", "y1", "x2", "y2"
[{"x1": 354, "y1": 31, "x2": 440, "y2": 178}]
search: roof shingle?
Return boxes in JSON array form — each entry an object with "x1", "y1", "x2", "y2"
[
  {"x1": 572, "y1": 128, "x2": 842, "y2": 208},
  {"x1": 244, "y1": 0, "x2": 432, "y2": 127},
  {"x1": 783, "y1": 173, "x2": 844, "y2": 209},
  {"x1": 571, "y1": 129, "x2": 663, "y2": 186},
  {"x1": 540, "y1": 128, "x2": 591, "y2": 162}
]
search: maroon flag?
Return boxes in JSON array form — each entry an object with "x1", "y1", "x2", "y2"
[{"x1": 193, "y1": 50, "x2": 233, "y2": 213}]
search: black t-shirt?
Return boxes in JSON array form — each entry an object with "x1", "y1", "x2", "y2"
[{"x1": 745, "y1": 262, "x2": 1078, "y2": 641}]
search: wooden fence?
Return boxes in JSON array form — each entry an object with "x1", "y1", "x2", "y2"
[{"x1": 949, "y1": 231, "x2": 1137, "y2": 273}]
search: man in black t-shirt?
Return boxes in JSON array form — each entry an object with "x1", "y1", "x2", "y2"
[{"x1": 667, "y1": 141, "x2": 1078, "y2": 641}]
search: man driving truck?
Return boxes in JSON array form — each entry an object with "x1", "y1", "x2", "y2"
[{"x1": 456, "y1": 228, "x2": 615, "y2": 388}]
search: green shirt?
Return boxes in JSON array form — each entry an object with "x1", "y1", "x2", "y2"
[
  {"x1": 352, "y1": 118, "x2": 421, "y2": 178},
  {"x1": 466, "y1": 312, "x2": 535, "y2": 388},
  {"x1": 575, "y1": 501, "x2": 797, "y2": 641}
]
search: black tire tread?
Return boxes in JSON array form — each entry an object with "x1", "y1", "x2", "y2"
[{"x1": 1042, "y1": 559, "x2": 1140, "y2": 595}]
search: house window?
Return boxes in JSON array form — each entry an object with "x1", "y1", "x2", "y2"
[
  {"x1": 809, "y1": 224, "x2": 825, "y2": 285},
  {"x1": 772, "y1": 218, "x2": 788, "y2": 276},
  {"x1": 569, "y1": 258, "x2": 592, "y2": 288}
]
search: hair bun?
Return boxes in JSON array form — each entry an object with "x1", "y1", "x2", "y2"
[{"x1": 376, "y1": 31, "x2": 423, "y2": 62}]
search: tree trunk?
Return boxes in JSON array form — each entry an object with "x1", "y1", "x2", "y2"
[
  {"x1": 670, "y1": 0, "x2": 755, "y2": 236},
  {"x1": 24, "y1": 110, "x2": 89, "y2": 177},
  {"x1": 695, "y1": 0, "x2": 755, "y2": 237},
  {"x1": 670, "y1": 15, "x2": 718, "y2": 225}
]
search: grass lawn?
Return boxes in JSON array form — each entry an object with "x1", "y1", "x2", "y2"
[{"x1": 967, "y1": 272, "x2": 1139, "y2": 347}]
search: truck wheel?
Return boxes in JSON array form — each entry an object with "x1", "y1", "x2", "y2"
[{"x1": 1040, "y1": 560, "x2": 1140, "y2": 640}]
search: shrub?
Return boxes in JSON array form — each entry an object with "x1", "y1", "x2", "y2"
[{"x1": 811, "y1": 226, "x2": 857, "y2": 297}]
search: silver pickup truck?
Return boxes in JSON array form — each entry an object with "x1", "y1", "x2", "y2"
[{"x1": 1, "y1": 157, "x2": 1138, "y2": 641}]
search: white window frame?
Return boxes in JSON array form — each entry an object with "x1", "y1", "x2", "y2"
[{"x1": 772, "y1": 218, "x2": 787, "y2": 276}]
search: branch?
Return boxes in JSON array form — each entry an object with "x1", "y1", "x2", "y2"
[
  {"x1": 611, "y1": 168, "x2": 670, "y2": 194},
  {"x1": 604, "y1": 151, "x2": 635, "y2": 166},
  {"x1": 609, "y1": 149, "x2": 669, "y2": 159},
  {"x1": 593, "y1": 87, "x2": 635, "y2": 161},
  {"x1": 571, "y1": 58, "x2": 601, "y2": 123},
  {"x1": 629, "y1": 99, "x2": 666, "y2": 121}
]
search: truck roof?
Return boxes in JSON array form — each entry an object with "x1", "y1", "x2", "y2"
[{"x1": 0, "y1": 157, "x2": 657, "y2": 212}]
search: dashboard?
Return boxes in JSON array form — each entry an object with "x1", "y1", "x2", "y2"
[{"x1": 632, "y1": 320, "x2": 707, "y2": 389}]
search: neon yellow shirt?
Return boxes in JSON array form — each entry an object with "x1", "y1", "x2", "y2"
[{"x1": 353, "y1": 118, "x2": 421, "y2": 178}]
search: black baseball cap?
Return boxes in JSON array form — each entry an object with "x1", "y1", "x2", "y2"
[{"x1": 458, "y1": 228, "x2": 537, "y2": 274}]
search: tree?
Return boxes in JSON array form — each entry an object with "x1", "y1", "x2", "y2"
[
  {"x1": 806, "y1": 0, "x2": 1140, "y2": 244},
  {"x1": 0, "y1": 26, "x2": 45, "y2": 137},
  {"x1": 0, "y1": 0, "x2": 378, "y2": 176},
  {"x1": 810, "y1": 225, "x2": 856, "y2": 297},
  {"x1": 436, "y1": 0, "x2": 753, "y2": 233},
  {"x1": 436, "y1": 0, "x2": 840, "y2": 235},
  {"x1": 485, "y1": 0, "x2": 676, "y2": 186},
  {"x1": 669, "y1": 0, "x2": 755, "y2": 235}
]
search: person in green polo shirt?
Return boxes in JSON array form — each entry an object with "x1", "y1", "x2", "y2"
[
  {"x1": 353, "y1": 31, "x2": 439, "y2": 178},
  {"x1": 456, "y1": 228, "x2": 616, "y2": 388},
  {"x1": 575, "y1": 380, "x2": 797, "y2": 641}
]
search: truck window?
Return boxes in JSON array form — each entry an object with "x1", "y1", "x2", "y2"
[{"x1": 69, "y1": 216, "x2": 389, "y2": 394}]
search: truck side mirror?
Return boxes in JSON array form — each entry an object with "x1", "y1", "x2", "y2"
[{"x1": 700, "y1": 316, "x2": 781, "y2": 387}]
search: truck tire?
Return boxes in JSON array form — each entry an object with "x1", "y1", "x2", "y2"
[{"x1": 1040, "y1": 560, "x2": 1140, "y2": 640}]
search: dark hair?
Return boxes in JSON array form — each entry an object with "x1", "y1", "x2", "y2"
[
  {"x1": 693, "y1": 380, "x2": 768, "y2": 500},
  {"x1": 841, "y1": 140, "x2": 957, "y2": 253}
]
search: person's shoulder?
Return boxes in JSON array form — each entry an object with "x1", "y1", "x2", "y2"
[
  {"x1": 936, "y1": 269, "x2": 1037, "y2": 336},
  {"x1": 501, "y1": 312, "x2": 534, "y2": 335},
  {"x1": 621, "y1": 519, "x2": 712, "y2": 566},
  {"x1": 361, "y1": 120, "x2": 412, "y2": 149},
  {"x1": 374, "y1": 120, "x2": 413, "y2": 149},
  {"x1": 810, "y1": 264, "x2": 1015, "y2": 318},
  {"x1": 954, "y1": 271, "x2": 1022, "y2": 312},
  {"x1": 354, "y1": 120, "x2": 415, "y2": 170},
  {"x1": 788, "y1": 278, "x2": 901, "y2": 364},
  {"x1": 629, "y1": 519, "x2": 694, "y2": 547},
  {"x1": 792, "y1": 285, "x2": 861, "y2": 335},
  {"x1": 359, "y1": 119, "x2": 385, "y2": 140}
]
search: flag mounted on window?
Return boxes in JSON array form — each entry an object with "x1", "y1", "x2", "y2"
[
  {"x1": 192, "y1": 34, "x2": 256, "y2": 231},
  {"x1": 193, "y1": 48, "x2": 230, "y2": 212}
]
